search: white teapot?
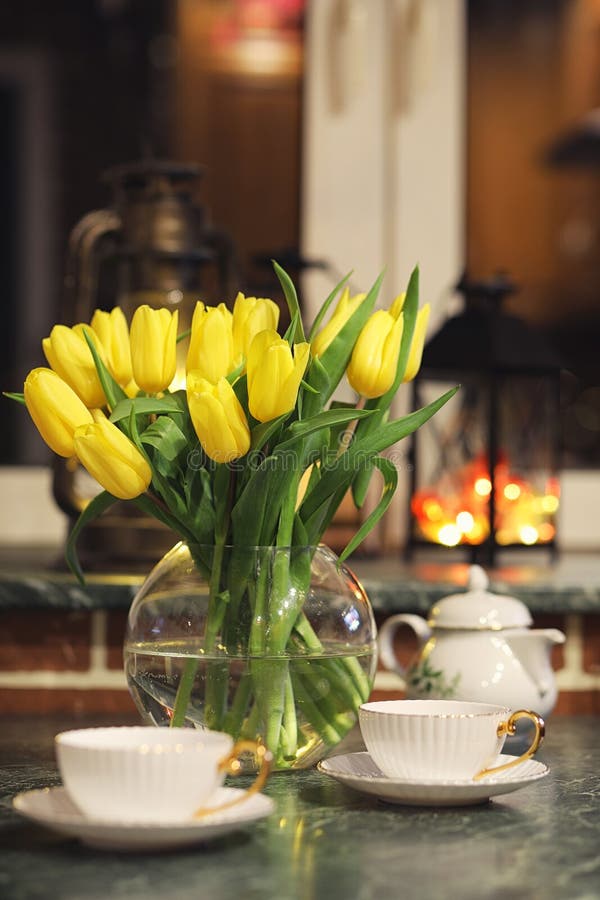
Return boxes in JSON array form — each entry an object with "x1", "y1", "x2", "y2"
[{"x1": 378, "y1": 565, "x2": 565, "y2": 719}]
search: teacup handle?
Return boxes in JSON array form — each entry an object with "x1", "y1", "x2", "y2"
[
  {"x1": 473, "y1": 710, "x2": 545, "y2": 781},
  {"x1": 193, "y1": 740, "x2": 273, "y2": 818}
]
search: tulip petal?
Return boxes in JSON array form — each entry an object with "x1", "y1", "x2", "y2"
[
  {"x1": 188, "y1": 376, "x2": 250, "y2": 463},
  {"x1": 90, "y1": 307, "x2": 132, "y2": 386},
  {"x1": 130, "y1": 306, "x2": 179, "y2": 393},
  {"x1": 24, "y1": 368, "x2": 94, "y2": 457},
  {"x1": 73, "y1": 415, "x2": 152, "y2": 499},
  {"x1": 347, "y1": 309, "x2": 404, "y2": 399},
  {"x1": 403, "y1": 303, "x2": 430, "y2": 383},
  {"x1": 43, "y1": 325, "x2": 107, "y2": 408},
  {"x1": 311, "y1": 289, "x2": 366, "y2": 358},
  {"x1": 187, "y1": 304, "x2": 235, "y2": 382}
]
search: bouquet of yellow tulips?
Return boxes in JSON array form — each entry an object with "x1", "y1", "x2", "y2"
[{"x1": 7, "y1": 262, "x2": 456, "y2": 766}]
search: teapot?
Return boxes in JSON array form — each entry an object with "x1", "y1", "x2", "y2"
[{"x1": 378, "y1": 565, "x2": 565, "y2": 718}]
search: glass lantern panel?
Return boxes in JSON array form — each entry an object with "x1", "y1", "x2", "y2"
[{"x1": 410, "y1": 374, "x2": 559, "y2": 549}]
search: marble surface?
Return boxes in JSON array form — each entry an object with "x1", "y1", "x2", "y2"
[
  {"x1": 0, "y1": 714, "x2": 598, "y2": 900},
  {"x1": 1, "y1": 546, "x2": 600, "y2": 614}
]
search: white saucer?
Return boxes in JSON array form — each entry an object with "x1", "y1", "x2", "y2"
[
  {"x1": 12, "y1": 786, "x2": 275, "y2": 851},
  {"x1": 317, "y1": 752, "x2": 549, "y2": 807}
]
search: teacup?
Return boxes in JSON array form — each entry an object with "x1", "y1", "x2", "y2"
[
  {"x1": 55, "y1": 726, "x2": 271, "y2": 823},
  {"x1": 358, "y1": 700, "x2": 545, "y2": 782}
]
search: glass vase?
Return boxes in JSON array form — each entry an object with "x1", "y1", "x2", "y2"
[{"x1": 124, "y1": 542, "x2": 377, "y2": 770}]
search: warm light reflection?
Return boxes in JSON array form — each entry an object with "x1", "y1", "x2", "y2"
[
  {"x1": 456, "y1": 510, "x2": 474, "y2": 532},
  {"x1": 438, "y1": 524, "x2": 461, "y2": 546},
  {"x1": 504, "y1": 482, "x2": 521, "y2": 501},
  {"x1": 474, "y1": 477, "x2": 492, "y2": 497},
  {"x1": 412, "y1": 451, "x2": 559, "y2": 548}
]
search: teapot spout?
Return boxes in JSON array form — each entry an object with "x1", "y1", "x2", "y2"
[
  {"x1": 536, "y1": 627, "x2": 567, "y2": 647},
  {"x1": 505, "y1": 628, "x2": 565, "y2": 699}
]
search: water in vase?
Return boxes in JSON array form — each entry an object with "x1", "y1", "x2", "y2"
[{"x1": 124, "y1": 639, "x2": 376, "y2": 769}]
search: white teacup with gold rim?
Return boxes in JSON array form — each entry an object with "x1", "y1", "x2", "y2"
[
  {"x1": 55, "y1": 726, "x2": 271, "y2": 823},
  {"x1": 358, "y1": 700, "x2": 545, "y2": 782}
]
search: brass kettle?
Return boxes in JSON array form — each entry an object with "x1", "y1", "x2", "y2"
[{"x1": 53, "y1": 159, "x2": 236, "y2": 568}]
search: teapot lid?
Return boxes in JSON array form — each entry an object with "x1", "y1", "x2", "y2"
[{"x1": 428, "y1": 565, "x2": 532, "y2": 630}]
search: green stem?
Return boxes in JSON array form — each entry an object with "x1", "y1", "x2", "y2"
[
  {"x1": 252, "y1": 475, "x2": 301, "y2": 756},
  {"x1": 293, "y1": 611, "x2": 373, "y2": 702},
  {"x1": 292, "y1": 671, "x2": 344, "y2": 746},
  {"x1": 170, "y1": 467, "x2": 235, "y2": 729},
  {"x1": 222, "y1": 670, "x2": 253, "y2": 738},
  {"x1": 248, "y1": 560, "x2": 269, "y2": 655},
  {"x1": 170, "y1": 657, "x2": 198, "y2": 728},
  {"x1": 201, "y1": 538, "x2": 228, "y2": 730},
  {"x1": 279, "y1": 672, "x2": 298, "y2": 761},
  {"x1": 241, "y1": 700, "x2": 260, "y2": 740}
]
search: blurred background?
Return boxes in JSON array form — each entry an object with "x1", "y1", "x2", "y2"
[{"x1": 1, "y1": 0, "x2": 600, "y2": 556}]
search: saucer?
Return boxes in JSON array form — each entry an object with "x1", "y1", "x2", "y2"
[
  {"x1": 317, "y1": 752, "x2": 549, "y2": 807},
  {"x1": 12, "y1": 786, "x2": 275, "y2": 851}
]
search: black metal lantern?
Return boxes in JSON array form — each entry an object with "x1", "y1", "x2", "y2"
[{"x1": 406, "y1": 274, "x2": 562, "y2": 565}]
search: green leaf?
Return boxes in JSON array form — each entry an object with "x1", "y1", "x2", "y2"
[
  {"x1": 133, "y1": 492, "x2": 195, "y2": 544},
  {"x1": 140, "y1": 417, "x2": 188, "y2": 461},
  {"x1": 151, "y1": 469, "x2": 191, "y2": 526},
  {"x1": 183, "y1": 466, "x2": 216, "y2": 544},
  {"x1": 299, "y1": 386, "x2": 458, "y2": 529},
  {"x1": 339, "y1": 456, "x2": 398, "y2": 561},
  {"x1": 232, "y1": 373, "x2": 249, "y2": 414},
  {"x1": 231, "y1": 431, "x2": 323, "y2": 548},
  {"x1": 65, "y1": 491, "x2": 118, "y2": 584},
  {"x1": 176, "y1": 327, "x2": 191, "y2": 344},
  {"x1": 81, "y1": 328, "x2": 126, "y2": 412},
  {"x1": 273, "y1": 261, "x2": 306, "y2": 343},
  {"x1": 250, "y1": 415, "x2": 288, "y2": 454},
  {"x1": 299, "y1": 379, "x2": 319, "y2": 395},
  {"x1": 308, "y1": 271, "x2": 353, "y2": 341},
  {"x1": 286, "y1": 406, "x2": 373, "y2": 442},
  {"x1": 284, "y1": 311, "x2": 301, "y2": 346},
  {"x1": 302, "y1": 482, "x2": 348, "y2": 547},
  {"x1": 109, "y1": 395, "x2": 185, "y2": 424},
  {"x1": 3, "y1": 392, "x2": 25, "y2": 405},
  {"x1": 299, "y1": 355, "x2": 330, "y2": 418},
  {"x1": 225, "y1": 360, "x2": 245, "y2": 385}
]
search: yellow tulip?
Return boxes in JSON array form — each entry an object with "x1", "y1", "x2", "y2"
[
  {"x1": 42, "y1": 324, "x2": 107, "y2": 409},
  {"x1": 232, "y1": 293, "x2": 280, "y2": 366},
  {"x1": 23, "y1": 367, "x2": 94, "y2": 457},
  {"x1": 403, "y1": 303, "x2": 430, "y2": 382},
  {"x1": 90, "y1": 307, "x2": 132, "y2": 387},
  {"x1": 130, "y1": 305, "x2": 178, "y2": 393},
  {"x1": 347, "y1": 308, "x2": 404, "y2": 399},
  {"x1": 311, "y1": 287, "x2": 366, "y2": 358},
  {"x1": 389, "y1": 292, "x2": 407, "y2": 319},
  {"x1": 73, "y1": 411, "x2": 152, "y2": 499},
  {"x1": 247, "y1": 330, "x2": 310, "y2": 422},
  {"x1": 187, "y1": 373, "x2": 250, "y2": 463},
  {"x1": 186, "y1": 301, "x2": 236, "y2": 383}
]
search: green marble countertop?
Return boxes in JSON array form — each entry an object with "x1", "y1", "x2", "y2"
[
  {"x1": 0, "y1": 546, "x2": 600, "y2": 614},
  {"x1": 0, "y1": 714, "x2": 598, "y2": 900}
]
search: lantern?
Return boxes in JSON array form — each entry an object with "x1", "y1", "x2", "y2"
[{"x1": 407, "y1": 274, "x2": 562, "y2": 565}]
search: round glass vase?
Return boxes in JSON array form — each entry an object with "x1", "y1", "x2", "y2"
[{"x1": 124, "y1": 542, "x2": 377, "y2": 771}]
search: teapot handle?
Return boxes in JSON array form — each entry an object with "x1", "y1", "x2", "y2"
[{"x1": 378, "y1": 614, "x2": 432, "y2": 677}]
